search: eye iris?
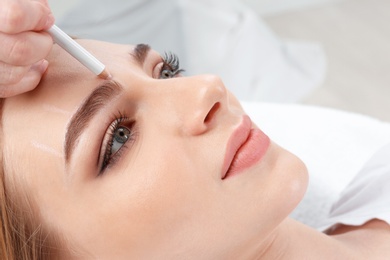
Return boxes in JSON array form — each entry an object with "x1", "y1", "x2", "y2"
[
  {"x1": 114, "y1": 127, "x2": 130, "y2": 143},
  {"x1": 161, "y1": 69, "x2": 174, "y2": 79}
]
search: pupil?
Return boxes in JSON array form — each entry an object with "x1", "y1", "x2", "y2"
[
  {"x1": 114, "y1": 127, "x2": 129, "y2": 143},
  {"x1": 162, "y1": 70, "x2": 172, "y2": 79}
]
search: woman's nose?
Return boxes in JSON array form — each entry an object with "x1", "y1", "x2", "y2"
[{"x1": 166, "y1": 74, "x2": 228, "y2": 136}]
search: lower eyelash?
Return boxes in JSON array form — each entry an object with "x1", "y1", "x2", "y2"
[
  {"x1": 100, "y1": 113, "x2": 133, "y2": 173},
  {"x1": 102, "y1": 141, "x2": 128, "y2": 172}
]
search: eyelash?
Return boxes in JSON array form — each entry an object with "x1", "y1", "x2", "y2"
[
  {"x1": 100, "y1": 113, "x2": 134, "y2": 173},
  {"x1": 159, "y1": 52, "x2": 184, "y2": 79}
]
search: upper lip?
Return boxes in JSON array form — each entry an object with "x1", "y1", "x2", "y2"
[{"x1": 221, "y1": 115, "x2": 252, "y2": 179}]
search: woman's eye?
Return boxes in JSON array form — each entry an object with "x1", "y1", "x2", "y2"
[
  {"x1": 159, "y1": 52, "x2": 184, "y2": 79},
  {"x1": 160, "y1": 69, "x2": 176, "y2": 79},
  {"x1": 111, "y1": 127, "x2": 131, "y2": 155},
  {"x1": 100, "y1": 117, "x2": 135, "y2": 173}
]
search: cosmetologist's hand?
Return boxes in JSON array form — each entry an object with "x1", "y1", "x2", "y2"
[{"x1": 0, "y1": 0, "x2": 54, "y2": 97}]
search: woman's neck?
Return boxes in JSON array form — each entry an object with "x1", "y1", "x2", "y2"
[{"x1": 256, "y1": 218, "x2": 357, "y2": 260}]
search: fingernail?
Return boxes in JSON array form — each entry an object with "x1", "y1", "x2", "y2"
[
  {"x1": 44, "y1": 13, "x2": 55, "y2": 29},
  {"x1": 31, "y1": 60, "x2": 49, "y2": 74},
  {"x1": 39, "y1": 60, "x2": 49, "y2": 74}
]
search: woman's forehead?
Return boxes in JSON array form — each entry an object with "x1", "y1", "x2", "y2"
[
  {"x1": 3, "y1": 40, "x2": 159, "y2": 124},
  {"x1": 4, "y1": 40, "x2": 157, "y2": 116},
  {"x1": 2, "y1": 41, "x2": 129, "y2": 118},
  {"x1": 34, "y1": 40, "x2": 137, "y2": 100}
]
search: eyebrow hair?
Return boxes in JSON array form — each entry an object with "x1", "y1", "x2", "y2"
[
  {"x1": 131, "y1": 43, "x2": 151, "y2": 66},
  {"x1": 64, "y1": 80, "x2": 122, "y2": 163}
]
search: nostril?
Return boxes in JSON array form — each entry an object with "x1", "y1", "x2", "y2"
[{"x1": 204, "y1": 102, "x2": 220, "y2": 124}]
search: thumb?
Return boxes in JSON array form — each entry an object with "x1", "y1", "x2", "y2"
[
  {"x1": 24, "y1": 0, "x2": 55, "y2": 31},
  {"x1": 33, "y1": 0, "x2": 55, "y2": 30}
]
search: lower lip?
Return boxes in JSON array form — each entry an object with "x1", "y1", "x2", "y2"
[{"x1": 224, "y1": 128, "x2": 270, "y2": 179}]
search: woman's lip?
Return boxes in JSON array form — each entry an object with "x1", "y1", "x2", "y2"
[{"x1": 221, "y1": 115, "x2": 270, "y2": 179}]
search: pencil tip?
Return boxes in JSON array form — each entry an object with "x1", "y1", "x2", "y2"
[{"x1": 98, "y1": 69, "x2": 112, "y2": 80}]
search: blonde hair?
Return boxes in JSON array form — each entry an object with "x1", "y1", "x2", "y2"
[{"x1": 0, "y1": 99, "x2": 58, "y2": 260}]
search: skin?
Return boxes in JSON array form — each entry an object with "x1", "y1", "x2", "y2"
[
  {"x1": 2, "y1": 40, "x2": 308, "y2": 258},
  {"x1": 2, "y1": 40, "x2": 389, "y2": 259},
  {"x1": 0, "y1": 0, "x2": 54, "y2": 97}
]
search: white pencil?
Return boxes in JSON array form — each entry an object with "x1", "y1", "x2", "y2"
[{"x1": 46, "y1": 25, "x2": 111, "y2": 79}]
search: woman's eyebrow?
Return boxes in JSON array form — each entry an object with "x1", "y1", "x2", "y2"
[
  {"x1": 131, "y1": 43, "x2": 151, "y2": 66},
  {"x1": 64, "y1": 80, "x2": 122, "y2": 163}
]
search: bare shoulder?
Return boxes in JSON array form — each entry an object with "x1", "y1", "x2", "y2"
[{"x1": 328, "y1": 219, "x2": 390, "y2": 259}]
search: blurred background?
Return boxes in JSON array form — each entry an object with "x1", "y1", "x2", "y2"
[{"x1": 48, "y1": 0, "x2": 390, "y2": 122}]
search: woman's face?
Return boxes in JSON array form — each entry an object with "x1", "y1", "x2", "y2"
[{"x1": 2, "y1": 40, "x2": 307, "y2": 259}]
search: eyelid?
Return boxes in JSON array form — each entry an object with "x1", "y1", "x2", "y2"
[{"x1": 152, "y1": 57, "x2": 165, "y2": 79}]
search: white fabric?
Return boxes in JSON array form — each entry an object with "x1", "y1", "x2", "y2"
[
  {"x1": 241, "y1": 102, "x2": 390, "y2": 228},
  {"x1": 319, "y1": 143, "x2": 390, "y2": 231},
  {"x1": 58, "y1": 0, "x2": 326, "y2": 102}
]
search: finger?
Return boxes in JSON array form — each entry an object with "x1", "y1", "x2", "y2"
[
  {"x1": 0, "y1": 0, "x2": 55, "y2": 34},
  {"x1": 0, "y1": 61, "x2": 30, "y2": 85},
  {"x1": 0, "y1": 59, "x2": 48, "y2": 98},
  {"x1": 0, "y1": 31, "x2": 53, "y2": 66}
]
